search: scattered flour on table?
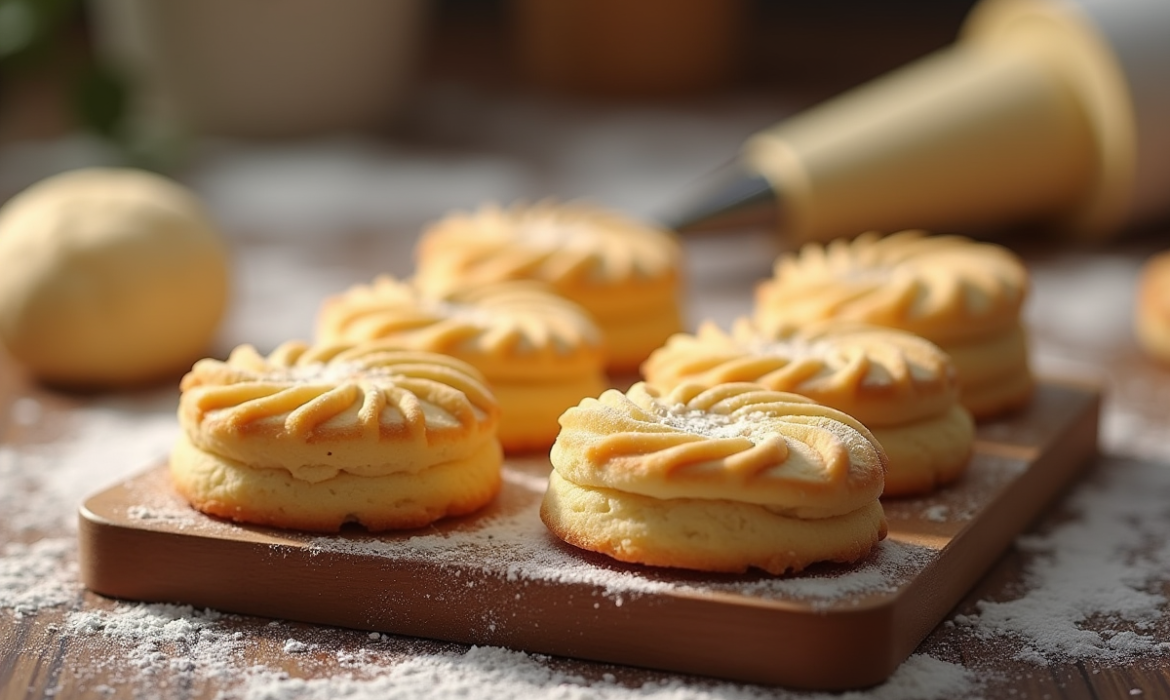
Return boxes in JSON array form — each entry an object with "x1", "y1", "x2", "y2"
[
  {"x1": 58, "y1": 602, "x2": 982, "y2": 700},
  {"x1": 67, "y1": 604, "x2": 245, "y2": 681},
  {"x1": 283, "y1": 639, "x2": 311, "y2": 654},
  {"x1": 236, "y1": 647, "x2": 975, "y2": 700},
  {"x1": 952, "y1": 457, "x2": 1170, "y2": 664},
  {"x1": 0, "y1": 392, "x2": 977, "y2": 699},
  {"x1": 1102, "y1": 398, "x2": 1170, "y2": 465},
  {"x1": 885, "y1": 453, "x2": 1027, "y2": 526},
  {"x1": 0, "y1": 538, "x2": 79, "y2": 616},
  {"x1": 921, "y1": 505, "x2": 950, "y2": 522},
  {"x1": 4, "y1": 390, "x2": 1170, "y2": 697},
  {"x1": 0, "y1": 392, "x2": 179, "y2": 534}
]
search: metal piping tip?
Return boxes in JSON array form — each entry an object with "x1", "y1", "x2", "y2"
[{"x1": 660, "y1": 162, "x2": 779, "y2": 233}]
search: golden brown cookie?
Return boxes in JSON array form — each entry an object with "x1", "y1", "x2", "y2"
[
  {"x1": 171, "y1": 341, "x2": 502, "y2": 532},
  {"x1": 869, "y1": 405, "x2": 976, "y2": 496},
  {"x1": 642, "y1": 319, "x2": 974, "y2": 497},
  {"x1": 316, "y1": 276, "x2": 607, "y2": 452},
  {"x1": 413, "y1": 201, "x2": 684, "y2": 372},
  {"x1": 1136, "y1": 251, "x2": 1170, "y2": 364},
  {"x1": 541, "y1": 382, "x2": 888, "y2": 574},
  {"x1": 940, "y1": 323, "x2": 1034, "y2": 418},
  {"x1": 754, "y1": 230, "x2": 1033, "y2": 418}
]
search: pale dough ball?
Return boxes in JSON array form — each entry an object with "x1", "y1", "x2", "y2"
[{"x1": 0, "y1": 168, "x2": 230, "y2": 387}]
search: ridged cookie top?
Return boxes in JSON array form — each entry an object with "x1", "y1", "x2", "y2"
[
  {"x1": 755, "y1": 231, "x2": 1028, "y2": 344},
  {"x1": 316, "y1": 277, "x2": 604, "y2": 381},
  {"x1": 178, "y1": 341, "x2": 499, "y2": 483},
  {"x1": 641, "y1": 319, "x2": 958, "y2": 427},
  {"x1": 551, "y1": 382, "x2": 886, "y2": 518},
  {"x1": 413, "y1": 202, "x2": 681, "y2": 293}
]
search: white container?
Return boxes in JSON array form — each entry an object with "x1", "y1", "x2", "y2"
[{"x1": 89, "y1": 0, "x2": 428, "y2": 138}]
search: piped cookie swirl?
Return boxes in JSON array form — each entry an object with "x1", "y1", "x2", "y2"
[
  {"x1": 642, "y1": 320, "x2": 975, "y2": 496},
  {"x1": 171, "y1": 341, "x2": 502, "y2": 532},
  {"x1": 413, "y1": 201, "x2": 683, "y2": 371},
  {"x1": 755, "y1": 230, "x2": 1033, "y2": 418},
  {"x1": 316, "y1": 277, "x2": 607, "y2": 452},
  {"x1": 541, "y1": 382, "x2": 888, "y2": 574}
]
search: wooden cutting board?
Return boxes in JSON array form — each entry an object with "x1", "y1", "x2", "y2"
[{"x1": 78, "y1": 381, "x2": 1099, "y2": 691}]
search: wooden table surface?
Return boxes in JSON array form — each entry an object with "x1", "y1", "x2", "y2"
[{"x1": 4, "y1": 86, "x2": 1170, "y2": 699}]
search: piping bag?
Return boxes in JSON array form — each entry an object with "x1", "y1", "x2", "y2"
[{"x1": 668, "y1": 0, "x2": 1170, "y2": 242}]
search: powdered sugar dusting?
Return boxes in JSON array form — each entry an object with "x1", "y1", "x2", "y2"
[
  {"x1": 0, "y1": 534, "x2": 984, "y2": 699},
  {"x1": 730, "y1": 540, "x2": 935, "y2": 606},
  {"x1": 886, "y1": 453, "x2": 1028, "y2": 526},
  {"x1": 0, "y1": 538, "x2": 79, "y2": 616},
  {"x1": 296, "y1": 453, "x2": 932, "y2": 607},
  {"x1": 515, "y1": 216, "x2": 594, "y2": 252},
  {"x1": 0, "y1": 391, "x2": 179, "y2": 535},
  {"x1": 305, "y1": 470, "x2": 680, "y2": 600},
  {"x1": 659, "y1": 406, "x2": 760, "y2": 441},
  {"x1": 273, "y1": 360, "x2": 403, "y2": 386},
  {"x1": 746, "y1": 337, "x2": 831, "y2": 364},
  {"x1": 68, "y1": 604, "x2": 243, "y2": 677},
  {"x1": 921, "y1": 505, "x2": 950, "y2": 522},
  {"x1": 429, "y1": 298, "x2": 497, "y2": 329},
  {"x1": 235, "y1": 647, "x2": 977, "y2": 700},
  {"x1": 951, "y1": 458, "x2": 1170, "y2": 664},
  {"x1": 51, "y1": 611, "x2": 983, "y2": 700}
]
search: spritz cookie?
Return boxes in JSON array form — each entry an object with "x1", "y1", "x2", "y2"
[
  {"x1": 755, "y1": 230, "x2": 1032, "y2": 418},
  {"x1": 171, "y1": 341, "x2": 502, "y2": 532},
  {"x1": 414, "y1": 201, "x2": 683, "y2": 372},
  {"x1": 541, "y1": 382, "x2": 888, "y2": 574},
  {"x1": 643, "y1": 319, "x2": 974, "y2": 496},
  {"x1": 317, "y1": 276, "x2": 607, "y2": 452}
]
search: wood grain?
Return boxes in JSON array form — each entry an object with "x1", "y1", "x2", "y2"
[
  {"x1": 5, "y1": 241, "x2": 1170, "y2": 698},
  {"x1": 70, "y1": 383, "x2": 1096, "y2": 691}
]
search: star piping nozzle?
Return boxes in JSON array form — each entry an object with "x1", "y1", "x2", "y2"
[{"x1": 670, "y1": 0, "x2": 1170, "y2": 242}]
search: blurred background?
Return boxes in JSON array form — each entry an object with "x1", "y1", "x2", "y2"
[
  {"x1": 0, "y1": 0, "x2": 979, "y2": 205},
  {"x1": 0, "y1": 0, "x2": 983, "y2": 350},
  {"x1": 10, "y1": 8, "x2": 1170, "y2": 700}
]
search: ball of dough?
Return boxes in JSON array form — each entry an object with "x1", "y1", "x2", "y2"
[{"x1": 0, "y1": 168, "x2": 230, "y2": 387}]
